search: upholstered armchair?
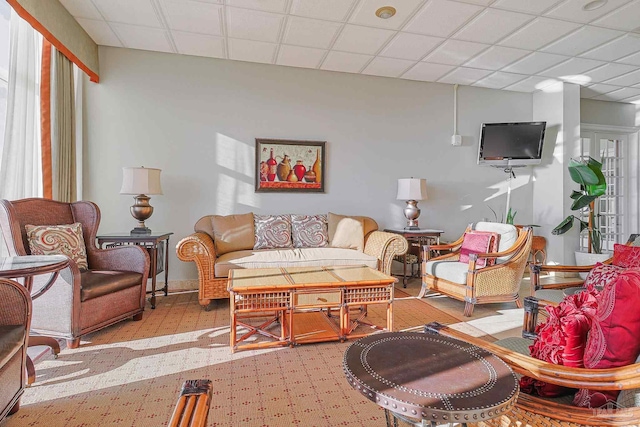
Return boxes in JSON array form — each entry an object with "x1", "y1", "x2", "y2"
[
  {"x1": 0, "y1": 278, "x2": 31, "y2": 421},
  {"x1": 0, "y1": 198, "x2": 150, "y2": 349},
  {"x1": 421, "y1": 222, "x2": 532, "y2": 316}
]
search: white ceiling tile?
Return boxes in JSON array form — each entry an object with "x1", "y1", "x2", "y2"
[
  {"x1": 581, "y1": 34, "x2": 640, "y2": 61},
  {"x1": 349, "y1": 0, "x2": 424, "y2": 30},
  {"x1": 438, "y1": 67, "x2": 493, "y2": 85},
  {"x1": 591, "y1": 0, "x2": 640, "y2": 32},
  {"x1": 617, "y1": 50, "x2": 640, "y2": 65},
  {"x1": 404, "y1": 0, "x2": 484, "y2": 37},
  {"x1": 111, "y1": 24, "x2": 173, "y2": 52},
  {"x1": 581, "y1": 83, "x2": 623, "y2": 98},
  {"x1": 228, "y1": 38, "x2": 276, "y2": 63},
  {"x1": 282, "y1": 17, "x2": 342, "y2": 49},
  {"x1": 542, "y1": 26, "x2": 624, "y2": 56},
  {"x1": 320, "y1": 51, "x2": 372, "y2": 73},
  {"x1": 161, "y1": 1, "x2": 222, "y2": 36},
  {"x1": 545, "y1": 0, "x2": 631, "y2": 23},
  {"x1": 592, "y1": 86, "x2": 640, "y2": 101},
  {"x1": 76, "y1": 18, "x2": 122, "y2": 47},
  {"x1": 59, "y1": 0, "x2": 102, "y2": 20},
  {"x1": 540, "y1": 57, "x2": 605, "y2": 78},
  {"x1": 458, "y1": 0, "x2": 495, "y2": 5},
  {"x1": 379, "y1": 33, "x2": 444, "y2": 61},
  {"x1": 453, "y1": 9, "x2": 534, "y2": 44},
  {"x1": 290, "y1": 0, "x2": 357, "y2": 21},
  {"x1": 503, "y1": 51, "x2": 569, "y2": 74},
  {"x1": 503, "y1": 75, "x2": 559, "y2": 92},
  {"x1": 93, "y1": 0, "x2": 161, "y2": 28},
  {"x1": 423, "y1": 39, "x2": 490, "y2": 66},
  {"x1": 602, "y1": 68, "x2": 640, "y2": 85},
  {"x1": 619, "y1": 93, "x2": 640, "y2": 103},
  {"x1": 225, "y1": 0, "x2": 288, "y2": 13},
  {"x1": 498, "y1": 17, "x2": 580, "y2": 51},
  {"x1": 172, "y1": 31, "x2": 225, "y2": 58},
  {"x1": 332, "y1": 25, "x2": 395, "y2": 55},
  {"x1": 491, "y1": 0, "x2": 563, "y2": 14},
  {"x1": 463, "y1": 46, "x2": 529, "y2": 70},
  {"x1": 401, "y1": 62, "x2": 456, "y2": 82},
  {"x1": 226, "y1": 7, "x2": 285, "y2": 43},
  {"x1": 582, "y1": 63, "x2": 638, "y2": 83},
  {"x1": 362, "y1": 57, "x2": 415, "y2": 78},
  {"x1": 277, "y1": 45, "x2": 326, "y2": 68},
  {"x1": 472, "y1": 71, "x2": 528, "y2": 89}
]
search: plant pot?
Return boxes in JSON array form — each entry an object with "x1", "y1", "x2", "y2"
[{"x1": 575, "y1": 251, "x2": 611, "y2": 279}]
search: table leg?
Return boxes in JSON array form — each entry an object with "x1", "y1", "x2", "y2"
[
  {"x1": 149, "y1": 246, "x2": 158, "y2": 309},
  {"x1": 163, "y1": 238, "x2": 170, "y2": 296},
  {"x1": 403, "y1": 253, "x2": 408, "y2": 288},
  {"x1": 229, "y1": 293, "x2": 237, "y2": 352}
]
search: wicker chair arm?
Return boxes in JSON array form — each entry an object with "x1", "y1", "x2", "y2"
[
  {"x1": 364, "y1": 231, "x2": 408, "y2": 276},
  {"x1": 176, "y1": 232, "x2": 218, "y2": 279},
  {"x1": 88, "y1": 245, "x2": 150, "y2": 275},
  {"x1": 429, "y1": 323, "x2": 640, "y2": 391},
  {"x1": 0, "y1": 279, "x2": 31, "y2": 326}
]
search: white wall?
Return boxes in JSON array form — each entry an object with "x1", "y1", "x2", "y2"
[
  {"x1": 84, "y1": 47, "x2": 534, "y2": 282},
  {"x1": 581, "y1": 99, "x2": 638, "y2": 127}
]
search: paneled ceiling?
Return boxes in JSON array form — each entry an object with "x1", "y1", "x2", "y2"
[{"x1": 59, "y1": 0, "x2": 640, "y2": 103}]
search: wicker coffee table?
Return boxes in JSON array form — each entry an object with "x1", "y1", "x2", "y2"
[
  {"x1": 227, "y1": 265, "x2": 396, "y2": 352},
  {"x1": 344, "y1": 329, "x2": 519, "y2": 426}
]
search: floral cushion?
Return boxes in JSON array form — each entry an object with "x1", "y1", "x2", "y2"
[
  {"x1": 25, "y1": 223, "x2": 89, "y2": 271},
  {"x1": 254, "y1": 214, "x2": 293, "y2": 250},
  {"x1": 458, "y1": 231, "x2": 499, "y2": 268},
  {"x1": 574, "y1": 270, "x2": 640, "y2": 408},
  {"x1": 612, "y1": 243, "x2": 640, "y2": 268},
  {"x1": 519, "y1": 290, "x2": 598, "y2": 397},
  {"x1": 291, "y1": 214, "x2": 328, "y2": 248},
  {"x1": 583, "y1": 263, "x2": 624, "y2": 291}
]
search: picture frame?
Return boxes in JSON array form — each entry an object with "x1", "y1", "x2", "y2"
[{"x1": 255, "y1": 139, "x2": 326, "y2": 193}]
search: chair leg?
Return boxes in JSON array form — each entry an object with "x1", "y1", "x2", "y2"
[
  {"x1": 66, "y1": 338, "x2": 80, "y2": 349},
  {"x1": 26, "y1": 356, "x2": 35, "y2": 385},
  {"x1": 133, "y1": 312, "x2": 143, "y2": 321},
  {"x1": 463, "y1": 302, "x2": 475, "y2": 317},
  {"x1": 8, "y1": 400, "x2": 20, "y2": 415},
  {"x1": 417, "y1": 283, "x2": 427, "y2": 298},
  {"x1": 516, "y1": 298, "x2": 523, "y2": 308}
]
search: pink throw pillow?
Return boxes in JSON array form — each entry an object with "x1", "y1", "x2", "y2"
[
  {"x1": 574, "y1": 270, "x2": 640, "y2": 408},
  {"x1": 519, "y1": 290, "x2": 598, "y2": 398},
  {"x1": 612, "y1": 243, "x2": 640, "y2": 268},
  {"x1": 459, "y1": 231, "x2": 498, "y2": 268}
]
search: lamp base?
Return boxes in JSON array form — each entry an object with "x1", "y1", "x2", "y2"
[
  {"x1": 131, "y1": 226, "x2": 152, "y2": 235},
  {"x1": 404, "y1": 225, "x2": 420, "y2": 230}
]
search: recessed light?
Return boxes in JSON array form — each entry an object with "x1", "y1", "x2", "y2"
[
  {"x1": 375, "y1": 6, "x2": 396, "y2": 19},
  {"x1": 583, "y1": 0, "x2": 608, "y2": 11}
]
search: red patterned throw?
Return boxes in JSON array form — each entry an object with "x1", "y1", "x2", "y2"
[{"x1": 612, "y1": 243, "x2": 640, "y2": 268}]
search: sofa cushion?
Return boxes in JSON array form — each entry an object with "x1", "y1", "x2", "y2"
[
  {"x1": 80, "y1": 270, "x2": 143, "y2": 302},
  {"x1": 424, "y1": 260, "x2": 468, "y2": 285},
  {"x1": 214, "y1": 248, "x2": 378, "y2": 278},
  {"x1": 459, "y1": 231, "x2": 499, "y2": 268},
  {"x1": 291, "y1": 214, "x2": 328, "y2": 248},
  {"x1": 254, "y1": 214, "x2": 293, "y2": 250},
  {"x1": 612, "y1": 243, "x2": 640, "y2": 268},
  {"x1": 472, "y1": 222, "x2": 517, "y2": 264},
  {"x1": 26, "y1": 222, "x2": 89, "y2": 271},
  {"x1": 211, "y1": 213, "x2": 255, "y2": 256},
  {"x1": 327, "y1": 213, "x2": 364, "y2": 251},
  {"x1": 0, "y1": 325, "x2": 25, "y2": 368}
]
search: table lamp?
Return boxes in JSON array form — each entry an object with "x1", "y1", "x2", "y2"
[
  {"x1": 120, "y1": 166, "x2": 163, "y2": 235},
  {"x1": 397, "y1": 178, "x2": 427, "y2": 230}
]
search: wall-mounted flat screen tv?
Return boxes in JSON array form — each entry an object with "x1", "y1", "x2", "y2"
[{"x1": 477, "y1": 122, "x2": 546, "y2": 167}]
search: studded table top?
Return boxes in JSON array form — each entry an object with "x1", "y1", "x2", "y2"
[{"x1": 343, "y1": 331, "x2": 518, "y2": 425}]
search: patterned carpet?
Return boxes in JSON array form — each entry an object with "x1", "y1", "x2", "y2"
[{"x1": 5, "y1": 290, "x2": 493, "y2": 427}]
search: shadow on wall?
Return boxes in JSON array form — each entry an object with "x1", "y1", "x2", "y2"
[{"x1": 538, "y1": 124, "x2": 560, "y2": 168}]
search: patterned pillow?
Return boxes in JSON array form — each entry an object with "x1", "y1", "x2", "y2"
[
  {"x1": 291, "y1": 214, "x2": 328, "y2": 248},
  {"x1": 458, "y1": 231, "x2": 499, "y2": 268},
  {"x1": 583, "y1": 263, "x2": 624, "y2": 291},
  {"x1": 26, "y1": 223, "x2": 89, "y2": 271},
  {"x1": 254, "y1": 214, "x2": 293, "y2": 249},
  {"x1": 612, "y1": 243, "x2": 640, "y2": 268}
]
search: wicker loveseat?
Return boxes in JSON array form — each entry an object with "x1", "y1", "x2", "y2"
[{"x1": 176, "y1": 213, "x2": 408, "y2": 308}]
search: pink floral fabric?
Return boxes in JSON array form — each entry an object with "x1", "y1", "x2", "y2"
[
  {"x1": 612, "y1": 243, "x2": 640, "y2": 268},
  {"x1": 291, "y1": 214, "x2": 328, "y2": 248},
  {"x1": 458, "y1": 231, "x2": 499, "y2": 268},
  {"x1": 25, "y1": 223, "x2": 89, "y2": 271},
  {"x1": 583, "y1": 263, "x2": 624, "y2": 291},
  {"x1": 253, "y1": 214, "x2": 293, "y2": 249}
]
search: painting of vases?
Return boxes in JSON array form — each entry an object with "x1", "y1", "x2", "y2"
[{"x1": 255, "y1": 139, "x2": 325, "y2": 193}]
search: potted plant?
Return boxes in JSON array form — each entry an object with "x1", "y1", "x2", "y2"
[{"x1": 552, "y1": 156, "x2": 608, "y2": 270}]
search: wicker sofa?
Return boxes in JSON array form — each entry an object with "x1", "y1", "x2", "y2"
[{"x1": 176, "y1": 213, "x2": 408, "y2": 308}]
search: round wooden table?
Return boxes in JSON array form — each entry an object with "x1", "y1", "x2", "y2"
[
  {"x1": 343, "y1": 331, "x2": 518, "y2": 426},
  {"x1": 0, "y1": 255, "x2": 70, "y2": 384}
]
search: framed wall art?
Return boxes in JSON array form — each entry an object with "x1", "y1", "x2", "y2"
[{"x1": 255, "y1": 139, "x2": 325, "y2": 193}]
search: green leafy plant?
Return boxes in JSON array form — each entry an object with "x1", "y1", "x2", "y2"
[
  {"x1": 506, "y1": 208, "x2": 517, "y2": 225},
  {"x1": 552, "y1": 156, "x2": 607, "y2": 254}
]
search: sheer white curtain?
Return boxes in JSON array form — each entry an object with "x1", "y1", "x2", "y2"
[{"x1": 0, "y1": 10, "x2": 42, "y2": 200}]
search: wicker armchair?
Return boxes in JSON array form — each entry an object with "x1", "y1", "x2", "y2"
[
  {"x1": 420, "y1": 223, "x2": 533, "y2": 316},
  {"x1": 0, "y1": 278, "x2": 31, "y2": 421},
  {"x1": 427, "y1": 297, "x2": 640, "y2": 427}
]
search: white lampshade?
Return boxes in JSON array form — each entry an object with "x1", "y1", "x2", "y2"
[
  {"x1": 120, "y1": 167, "x2": 163, "y2": 195},
  {"x1": 396, "y1": 178, "x2": 427, "y2": 201}
]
